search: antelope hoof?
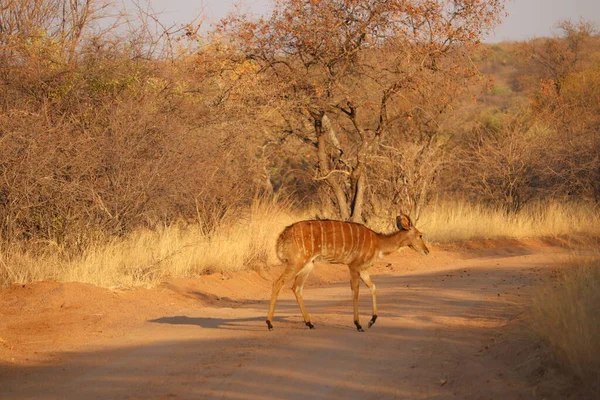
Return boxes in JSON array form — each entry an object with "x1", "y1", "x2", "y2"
[
  {"x1": 354, "y1": 321, "x2": 364, "y2": 332},
  {"x1": 266, "y1": 320, "x2": 274, "y2": 331},
  {"x1": 306, "y1": 322, "x2": 315, "y2": 329},
  {"x1": 368, "y1": 315, "x2": 378, "y2": 329}
]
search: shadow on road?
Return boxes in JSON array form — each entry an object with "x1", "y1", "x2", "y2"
[
  {"x1": 149, "y1": 315, "x2": 266, "y2": 329},
  {"x1": 0, "y1": 254, "x2": 562, "y2": 400}
]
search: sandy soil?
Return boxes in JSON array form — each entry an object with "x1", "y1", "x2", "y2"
[{"x1": 0, "y1": 241, "x2": 570, "y2": 399}]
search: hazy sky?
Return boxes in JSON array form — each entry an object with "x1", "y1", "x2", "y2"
[{"x1": 145, "y1": 0, "x2": 600, "y2": 42}]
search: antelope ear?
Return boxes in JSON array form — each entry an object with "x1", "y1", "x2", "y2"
[{"x1": 396, "y1": 214, "x2": 412, "y2": 230}]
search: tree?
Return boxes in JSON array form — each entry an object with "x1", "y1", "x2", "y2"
[
  {"x1": 458, "y1": 113, "x2": 545, "y2": 212},
  {"x1": 517, "y1": 20, "x2": 597, "y2": 96},
  {"x1": 0, "y1": 1, "x2": 265, "y2": 249},
  {"x1": 515, "y1": 20, "x2": 600, "y2": 203},
  {"x1": 220, "y1": 0, "x2": 505, "y2": 221}
]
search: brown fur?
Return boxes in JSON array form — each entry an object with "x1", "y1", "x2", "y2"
[{"x1": 266, "y1": 214, "x2": 429, "y2": 331}]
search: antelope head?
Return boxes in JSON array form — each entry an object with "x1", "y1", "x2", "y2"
[{"x1": 396, "y1": 214, "x2": 430, "y2": 256}]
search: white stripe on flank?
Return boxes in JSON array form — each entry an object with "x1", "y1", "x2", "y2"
[
  {"x1": 366, "y1": 229, "x2": 371, "y2": 258},
  {"x1": 358, "y1": 225, "x2": 364, "y2": 258},
  {"x1": 363, "y1": 228, "x2": 368, "y2": 258},
  {"x1": 331, "y1": 221, "x2": 336, "y2": 258},
  {"x1": 355, "y1": 224, "x2": 360, "y2": 258},
  {"x1": 349, "y1": 224, "x2": 355, "y2": 259},
  {"x1": 291, "y1": 227, "x2": 299, "y2": 254},
  {"x1": 341, "y1": 222, "x2": 346, "y2": 259},
  {"x1": 355, "y1": 226, "x2": 360, "y2": 259},
  {"x1": 345, "y1": 224, "x2": 350, "y2": 261},
  {"x1": 319, "y1": 220, "x2": 324, "y2": 253},
  {"x1": 299, "y1": 224, "x2": 307, "y2": 256},
  {"x1": 308, "y1": 222, "x2": 315, "y2": 255}
]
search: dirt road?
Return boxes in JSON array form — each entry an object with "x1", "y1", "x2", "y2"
[{"x1": 1, "y1": 244, "x2": 567, "y2": 399}]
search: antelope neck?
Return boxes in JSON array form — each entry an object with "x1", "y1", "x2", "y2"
[{"x1": 378, "y1": 230, "x2": 409, "y2": 255}]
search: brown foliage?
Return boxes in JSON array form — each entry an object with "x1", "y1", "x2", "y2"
[
  {"x1": 219, "y1": 0, "x2": 506, "y2": 222},
  {"x1": 437, "y1": 21, "x2": 600, "y2": 211},
  {"x1": 1, "y1": 0, "x2": 599, "y2": 256},
  {"x1": 0, "y1": 1, "x2": 265, "y2": 251}
]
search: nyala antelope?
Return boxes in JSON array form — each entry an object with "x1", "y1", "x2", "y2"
[{"x1": 266, "y1": 214, "x2": 429, "y2": 331}]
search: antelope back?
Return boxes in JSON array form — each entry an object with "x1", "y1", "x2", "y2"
[{"x1": 276, "y1": 220, "x2": 378, "y2": 265}]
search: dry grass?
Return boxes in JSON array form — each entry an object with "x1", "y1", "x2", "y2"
[
  {"x1": 419, "y1": 201, "x2": 600, "y2": 243},
  {"x1": 526, "y1": 255, "x2": 600, "y2": 397},
  {"x1": 3, "y1": 198, "x2": 599, "y2": 397},
  {"x1": 2, "y1": 199, "x2": 599, "y2": 289},
  {"x1": 0, "y1": 199, "x2": 303, "y2": 288}
]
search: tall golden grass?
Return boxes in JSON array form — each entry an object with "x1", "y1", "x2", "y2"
[
  {"x1": 420, "y1": 200, "x2": 600, "y2": 243},
  {"x1": 0, "y1": 199, "x2": 302, "y2": 288},
  {"x1": 527, "y1": 256, "x2": 600, "y2": 396},
  {"x1": 1, "y1": 200, "x2": 599, "y2": 288}
]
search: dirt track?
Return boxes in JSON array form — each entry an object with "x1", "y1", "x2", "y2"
[{"x1": 1, "y1": 244, "x2": 568, "y2": 399}]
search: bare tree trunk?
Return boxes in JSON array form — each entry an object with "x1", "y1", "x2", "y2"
[
  {"x1": 346, "y1": 105, "x2": 371, "y2": 223},
  {"x1": 350, "y1": 168, "x2": 366, "y2": 223},
  {"x1": 315, "y1": 116, "x2": 351, "y2": 220}
]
